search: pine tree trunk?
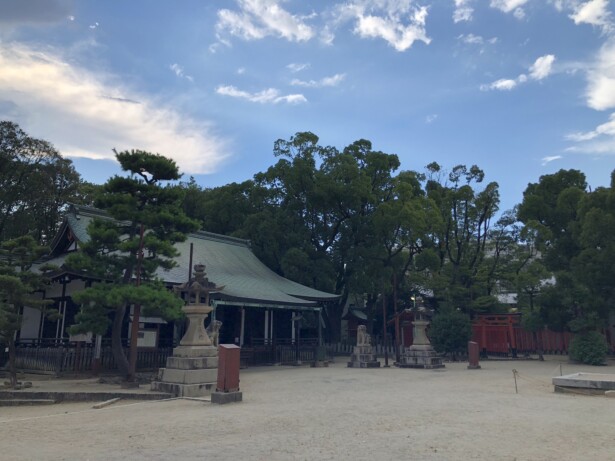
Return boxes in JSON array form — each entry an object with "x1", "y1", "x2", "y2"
[
  {"x1": 112, "y1": 304, "x2": 130, "y2": 377},
  {"x1": 8, "y1": 340, "x2": 17, "y2": 388}
]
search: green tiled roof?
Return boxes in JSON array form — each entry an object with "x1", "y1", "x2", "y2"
[{"x1": 57, "y1": 204, "x2": 339, "y2": 309}]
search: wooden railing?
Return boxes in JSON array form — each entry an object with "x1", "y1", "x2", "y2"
[{"x1": 1, "y1": 343, "x2": 173, "y2": 374}]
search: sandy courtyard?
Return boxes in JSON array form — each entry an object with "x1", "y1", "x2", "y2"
[{"x1": 1, "y1": 357, "x2": 613, "y2": 461}]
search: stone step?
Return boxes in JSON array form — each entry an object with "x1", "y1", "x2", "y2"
[{"x1": 0, "y1": 398, "x2": 57, "y2": 406}]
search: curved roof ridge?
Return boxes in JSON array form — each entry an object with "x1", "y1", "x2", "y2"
[{"x1": 191, "y1": 230, "x2": 250, "y2": 247}]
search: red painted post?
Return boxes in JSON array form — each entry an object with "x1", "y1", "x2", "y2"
[
  {"x1": 217, "y1": 344, "x2": 240, "y2": 392},
  {"x1": 467, "y1": 341, "x2": 481, "y2": 369}
]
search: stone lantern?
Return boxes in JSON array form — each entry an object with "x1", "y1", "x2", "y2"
[{"x1": 151, "y1": 264, "x2": 225, "y2": 397}]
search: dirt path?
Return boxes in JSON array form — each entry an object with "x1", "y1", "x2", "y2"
[{"x1": 1, "y1": 357, "x2": 613, "y2": 461}]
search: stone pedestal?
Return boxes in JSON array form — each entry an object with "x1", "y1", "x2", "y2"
[
  {"x1": 151, "y1": 345, "x2": 218, "y2": 397},
  {"x1": 396, "y1": 319, "x2": 444, "y2": 369},
  {"x1": 347, "y1": 345, "x2": 381, "y2": 368},
  {"x1": 347, "y1": 325, "x2": 380, "y2": 368},
  {"x1": 151, "y1": 303, "x2": 220, "y2": 397}
]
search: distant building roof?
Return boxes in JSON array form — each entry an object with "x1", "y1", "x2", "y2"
[{"x1": 49, "y1": 204, "x2": 339, "y2": 310}]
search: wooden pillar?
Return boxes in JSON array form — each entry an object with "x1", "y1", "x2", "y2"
[
  {"x1": 264, "y1": 310, "x2": 269, "y2": 344},
  {"x1": 508, "y1": 318, "x2": 517, "y2": 358},
  {"x1": 291, "y1": 312, "x2": 296, "y2": 343},
  {"x1": 239, "y1": 307, "x2": 245, "y2": 347},
  {"x1": 481, "y1": 321, "x2": 487, "y2": 357}
]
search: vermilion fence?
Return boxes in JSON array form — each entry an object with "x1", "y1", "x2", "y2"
[
  {"x1": 471, "y1": 324, "x2": 576, "y2": 356},
  {"x1": 471, "y1": 313, "x2": 615, "y2": 357}
]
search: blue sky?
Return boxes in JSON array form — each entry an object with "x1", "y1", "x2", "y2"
[{"x1": 1, "y1": 0, "x2": 615, "y2": 213}]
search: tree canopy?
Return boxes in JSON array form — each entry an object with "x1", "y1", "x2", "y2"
[
  {"x1": 0, "y1": 121, "x2": 82, "y2": 243},
  {"x1": 65, "y1": 149, "x2": 199, "y2": 379}
]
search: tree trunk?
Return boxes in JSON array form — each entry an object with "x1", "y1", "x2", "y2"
[
  {"x1": 325, "y1": 302, "x2": 344, "y2": 343},
  {"x1": 533, "y1": 330, "x2": 544, "y2": 361},
  {"x1": 111, "y1": 304, "x2": 130, "y2": 377},
  {"x1": 8, "y1": 340, "x2": 17, "y2": 388}
]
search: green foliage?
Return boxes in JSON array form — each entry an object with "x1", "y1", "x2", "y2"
[
  {"x1": 518, "y1": 168, "x2": 615, "y2": 334},
  {"x1": 0, "y1": 121, "x2": 81, "y2": 243},
  {"x1": 181, "y1": 134, "x2": 510, "y2": 340},
  {"x1": 429, "y1": 310, "x2": 473, "y2": 356},
  {"x1": 64, "y1": 150, "x2": 199, "y2": 377},
  {"x1": 521, "y1": 309, "x2": 545, "y2": 333},
  {"x1": 568, "y1": 331, "x2": 608, "y2": 366},
  {"x1": 0, "y1": 236, "x2": 53, "y2": 386},
  {"x1": 419, "y1": 163, "x2": 501, "y2": 314}
]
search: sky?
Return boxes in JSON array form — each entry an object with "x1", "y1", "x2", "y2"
[{"x1": 1, "y1": 0, "x2": 615, "y2": 213}]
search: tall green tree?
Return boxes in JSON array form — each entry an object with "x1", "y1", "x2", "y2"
[
  {"x1": 65, "y1": 150, "x2": 199, "y2": 380},
  {"x1": 0, "y1": 121, "x2": 81, "y2": 243},
  {"x1": 420, "y1": 163, "x2": 501, "y2": 314},
  {"x1": 0, "y1": 236, "x2": 53, "y2": 387},
  {"x1": 517, "y1": 169, "x2": 615, "y2": 364}
]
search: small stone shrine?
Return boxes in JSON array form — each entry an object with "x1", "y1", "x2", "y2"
[
  {"x1": 396, "y1": 307, "x2": 444, "y2": 369},
  {"x1": 347, "y1": 325, "x2": 381, "y2": 368},
  {"x1": 151, "y1": 264, "x2": 224, "y2": 397}
]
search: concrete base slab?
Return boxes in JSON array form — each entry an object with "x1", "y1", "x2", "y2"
[
  {"x1": 211, "y1": 391, "x2": 242, "y2": 404},
  {"x1": 166, "y1": 356, "x2": 219, "y2": 370},
  {"x1": 158, "y1": 367, "x2": 218, "y2": 385},
  {"x1": 0, "y1": 398, "x2": 57, "y2": 406},
  {"x1": 173, "y1": 346, "x2": 218, "y2": 358},
  {"x1": 150, "y1": 381, "x2": 215, "y2": 398},
  {"x1": 552, "y1": 373, "x2": 615, "y2": 391},
  {"x1": 396, "y1": 362, "x2": 445, "y2": 369},
  {"x1": 347, "y1": 361, "x2": 381, "y2": 368}
]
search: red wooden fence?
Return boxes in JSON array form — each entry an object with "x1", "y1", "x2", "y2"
[
  {"x1": 471, "y1": 314, "x2": 612, "y2": 357},
  {"x1": 471, "y1": 324, "x2": 576, "y2": 356}
]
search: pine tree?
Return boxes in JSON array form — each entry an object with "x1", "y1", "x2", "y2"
[{"x1": 65, "y1": 150, "x2": 199, "y2": 380}]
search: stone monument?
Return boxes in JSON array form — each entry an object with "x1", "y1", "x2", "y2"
[
  {"x1": 151, "y1": 264, "x2": 224, "y2": 397},
  {"x1": 347, "y1": 325, "x2": 381, "y2": 368},
  {"x1": 396, "y1": 308, "x2": 444, "y2": 369}
]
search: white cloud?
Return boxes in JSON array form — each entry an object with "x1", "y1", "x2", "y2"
[
  {"x1": 0, "y1": 43, "x2": 229, "y2": 175},
  {"x1": 459, "y1": 33, "x2": 484, "y2": 45},
  {"x1": 585, "y1": 40, "x2": 615, "y2": 110},
  {"x1": 541, "y1": 155, "x2": 563, "y2": 165},
  {"x1": 482, "y1": 54, "x2": 556, "y2": 90},
  {"x1": 330, "y1": 1, "x2": 431, "y2": 52},
  {"x1": 570, "y1": 0, "x2": 613, "y2": 32},
  {"x1": 490, "y1": 0, "x2": 529, "y2": 19},
  {"x1": 89, "y1": 22, "x2": 99, "y2": 29},
  {"x1": 481, "y1": 78, "x2": 519, "y2": 91},
  {"x1": 216, "y1": 0, "x2": 314, "y2": 43},
  {"x1": 529, "y1": 54, "x2": 556, "y2": 80},
  {"x1": 320, "y1": 25, "x2": 336, "y2": 45},
  {"x1": 458, "y1": 33, "x2": 498, "y2": 50},
  {"x1": 287, "y1": 62, "x2": 310, "y2": 73},
  {"x1": 453, "y1": 0, "x2": 474, "y2": 23},
  {"x1": 216, "y1": 85, "x2": 307, "y2": 104},
  {"x1": 291, "y1": 73, "x2": 346, "y2": 88},
  {"x1": 566, "y1": 113, "x2": 615, "y2": 155},
  {"x1": 425, "y1": 114, "x2": 438, "y2": 123},
  {"x1": 490, "y1": 0, "x2": 529, "y2": 13},
  {"x1": 566, "y1": 40, "x2": 615, "y2": 156},
  {"x1": 169, "y1": 63, "x2": 194, "y2": 82},
  {"x1": 237, "y1": 67, "x2": 246, "y2": 74},
  {"x1": 568, "y1": 113, "x2": 615, "y2": 141}
]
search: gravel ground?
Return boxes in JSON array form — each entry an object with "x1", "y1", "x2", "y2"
[{"x1": 1, "y1": 357, "x2": 614, "y2": 461}]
